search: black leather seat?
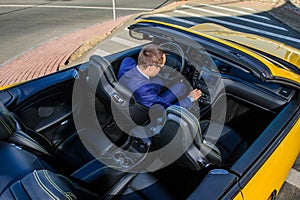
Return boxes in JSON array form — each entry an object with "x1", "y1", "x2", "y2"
[
  {"x1": 152, "y1": 105, "x2": 247, "y2": 170},
  {"x1": 0, "y1": 141, "x2": 53, "y2": 193},
  {"x1": 0, "y1": 102, "x2": 54, "y2": 156},
  {"x1": 0, "y1": 169, "x2": 99, "y2": 200},
  {"x1": 0, "y1": 102, "x2": 173, "y2": 199},
  {"x1": 87, "y1": 55, "x2": 150, "y2": 133},
  {"x1": 0, "y1": 139, "x2": 174, "y2": 199},
  {"x1": 0, "y1": 102, "x2": 126, "y2": 189},
  {"x1": 200, "y1": 120, "x2": 247, "y2": 166},
  {"x1": 0, "y1": 102, "x2": 94, "y2": 173},
  {"x1": 1, "y1": 170, "x2": 174, "y2": 200}
]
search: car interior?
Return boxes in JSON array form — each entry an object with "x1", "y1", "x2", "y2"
[{"x1": 0, "y1": 38, "x2": 299, "y2": 199}]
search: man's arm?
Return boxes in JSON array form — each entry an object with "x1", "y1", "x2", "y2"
[
  {"x1": 117, "y1": 57, "x2": 137, "y2": 80},
  {"x1": 134, "y1": 84, "x2": 172, "y2": 109}
]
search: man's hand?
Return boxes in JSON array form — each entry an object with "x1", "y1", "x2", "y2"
[{"x1": 188, "y1": 89, "x2": 202, "y2": 102}]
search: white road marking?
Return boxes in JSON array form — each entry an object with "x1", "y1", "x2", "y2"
[
  {"x1": 0, "y1": 4, "x2": 33, "y2": 7},
  {"x1": 198, "y1": 3, "x2": 270, "y2": 21},
  {"x1": 154, "y1": 14, "x2": 198, "y2": 26},
  {"x1": 182, "y1": 5, "x2": 287, "y2": 31},
  {"x1": 0, "y1": 4, "x2": 153, "y2": 11},
  {"x1": 174, "y1": 10, "x2": 300, "y2": 44},
  {"x1": 241, "y1": 7, "x2": 256, "y2": 11},
  {"x1": 93, "y1": 49, "x2": 111, "y2": 57},
  {"x1": 110, "y1": 36, "x2": 141, "y2": 47},
  {"x1": 286, "y1": 169, "x2": 300, "y2": 189}
]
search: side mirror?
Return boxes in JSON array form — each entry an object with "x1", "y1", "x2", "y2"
[{"x1": 129, "y1": 29, "x2": 145, "y2": 40}]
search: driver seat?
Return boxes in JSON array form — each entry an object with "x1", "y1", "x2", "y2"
[
  {"x1": 152, "y1": 105, "x2": 247, "y2": 170},
  {"x1": 87, "y1": 55, "x2": 150, "y2": 132},
  {"x1": 0, "y1": 102, "x2": 54, "y2": 156}
]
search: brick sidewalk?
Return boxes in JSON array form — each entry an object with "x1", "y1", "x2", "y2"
[{"x1": 0, "y1": 16, "x2": 130, "y2": 87}]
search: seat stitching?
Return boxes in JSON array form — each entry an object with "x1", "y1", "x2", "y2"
[
  {"x1": 0, "y1": 111, "x2": 15, "y2": 131},
  {"x1": 17, "y1": 121, "x2": 54, "y2": 147},
  {"x1": 167, "y1": 106, "x2": 222, "y2": 160},
  {"x1": 12, "y1": 112, "x2": 54, "y2": 147},
  {"x1": 0, "y1": 110, "x2": 54, "y2": 148},
  {"x1": 44, "y1": 170, "x2": 76, "y2": 200},
  {"x1": 0, "y1": 117, "x2": 13, "y2": 135},
  {"x1": 168, "y1": 106, "x2": 202, "y2": 142},
  {"x1": 33, "y1": 170, "x2": 58, "y2": 200},
  {"x1": 168, "y1": 106, "x2": 199, "y2": 132},
  {"x1": 19, "y1": 177, "x2": 35, "y2": 197},
  {"x1": 203, "y1": 140, "x2": 222, "y2": 160},
  {"x1": 2, "y1": 112, "x2": 15, "y2": 127},
  {"x1": 15, "y1": 133, "x2": 49, "y2": 155},
  {"x1": 14, "y1": 133, "x2": 50, "y2": 155}
]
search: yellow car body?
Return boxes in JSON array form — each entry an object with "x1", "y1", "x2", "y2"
[{"x1": 0, "y1": 18, "x2": 299, "y2": 199}]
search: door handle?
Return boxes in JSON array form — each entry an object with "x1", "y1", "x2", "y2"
[{"x1": 270, "y1": 190, "x2": 277, "y2": 200}]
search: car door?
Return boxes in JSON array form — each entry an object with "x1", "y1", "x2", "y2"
[
  {"x1": 188, "y1": 170, "x2": 243, "y2": 199},
  {"x1": 1, "y1": 67, "x2": 79, "y2": 145},
  {"x1": 232, "y1": 99, "x2": 300, "y2": 200}
]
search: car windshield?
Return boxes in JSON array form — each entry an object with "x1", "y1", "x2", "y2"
[{"x1": 225, "y1": 39, "x2": 300, "y2": 75}]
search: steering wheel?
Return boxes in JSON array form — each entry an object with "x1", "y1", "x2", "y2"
[{"x1": 158, "y1": 42, "x2": 185, "y2": 81}]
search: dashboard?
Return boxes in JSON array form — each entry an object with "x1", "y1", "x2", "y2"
[
  {"x1": 160, "y1": 43, "x2": 295, "y2": 112},
  {"x1": 192, "y1": 68, "x2": 220, "y2": 105}
]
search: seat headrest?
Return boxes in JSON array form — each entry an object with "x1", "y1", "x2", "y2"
[
  {"x1": 88, "y1": 55, "x2": 135, "y2": 103},
  {"x1": 88, "y1": 55, "x2": 149, "y2": 128},
  {"x1": 150, "y1": 105, "x2": 204, "y2": 170},
  {"x1": 0, "y1": 103, "x2": 16, "y2": 140},
  {"x1": 165, "y1": 105, "x2": 202, "y2": 145},
  {"x1": 166, "y1": 106, "x2": 222, "y2": 165},
  {"x1": 88, "y1": 55, "x2": 117, "y2": 89},
  {"x1": 152, "y1": 106, "x2": 223, "y2": 169}
]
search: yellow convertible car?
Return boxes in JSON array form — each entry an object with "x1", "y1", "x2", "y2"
[{"x1": 0, "y1": 18, "x2": 299, "y2": 199}]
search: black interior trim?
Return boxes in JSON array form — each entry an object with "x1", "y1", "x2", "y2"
[
  {"x1": 0, "y1": 91, "x2": 12, "y2": 105},
  {"x1": 5, "y1": 69, "x2": 78, "y2": 109},
  {"x1": 231, "y1": 98, "x2": 300, "y2": 181},
  {"x1": 223, "y1": 78, "x2": 289, "y2": 111},
  {"x1": 188, "y1": 172, "x2": 239, "y2": 200}
]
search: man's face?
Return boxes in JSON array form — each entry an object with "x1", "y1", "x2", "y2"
[{"x1": 150, "y1": 53, "x2": 166, "y2": 77}]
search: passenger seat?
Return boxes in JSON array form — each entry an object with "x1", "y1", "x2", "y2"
[
  {"x1": 0, "y1": 102, "x2": 54, "y2": 156},
  {"x1": 0, "y1": 139, "x2": 174, "y2": 199}
]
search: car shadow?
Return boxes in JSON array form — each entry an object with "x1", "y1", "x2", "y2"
[{"x1": 139, "y1": 0, "x2": 300, "y2": 49}]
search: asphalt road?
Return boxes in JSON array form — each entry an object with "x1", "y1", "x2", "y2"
[{"x1": 0, "y1": 0, "x2": 174, "y2": 66}]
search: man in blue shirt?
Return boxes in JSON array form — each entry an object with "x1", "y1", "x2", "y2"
[{"x1": 118, "y1": 44, "x2": 202, "y2": 109}]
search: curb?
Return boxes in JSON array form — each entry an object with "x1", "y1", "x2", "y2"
[{"x1": 0, "y1": 16, "x2": 130, "y2": 87}]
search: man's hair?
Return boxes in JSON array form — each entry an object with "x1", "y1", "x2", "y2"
[{"x1": 138, "y1": 44, "x2": 165, "y2": 68}]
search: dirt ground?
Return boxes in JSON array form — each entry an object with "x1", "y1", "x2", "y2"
[{"x1": 268, "y1": 0, "x2": 300, "y2": 33}]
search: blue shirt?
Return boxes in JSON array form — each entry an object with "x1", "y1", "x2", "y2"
[{"x1": 118, "y1": 57, "x2": 192, "y2": 109}]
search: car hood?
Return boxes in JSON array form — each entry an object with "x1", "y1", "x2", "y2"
[{"x1": 190, "y1": 23, "x2": 300, "y2": 69}]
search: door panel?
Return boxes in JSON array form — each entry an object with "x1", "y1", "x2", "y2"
[
  {"x1": 188, "y1": 171, "x2": 241, "y2": 199},
  {"x1": 4, "y1": 69, "x2": 79, "y2": 145},
  {"x1": 240, "y1": 117, "x2": 300, "y2": 199},
  {"x1": 15, "y1": 81, "x2": 75, "y2": 145}
]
